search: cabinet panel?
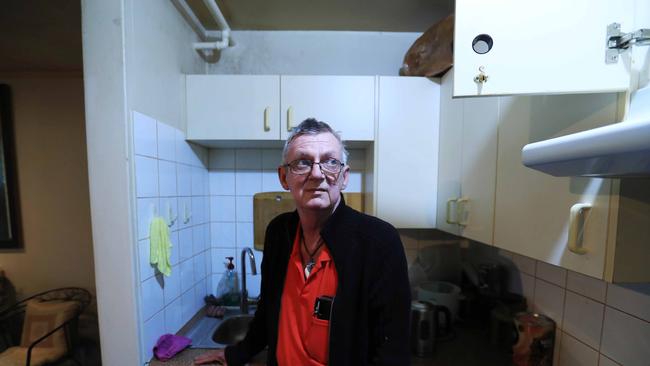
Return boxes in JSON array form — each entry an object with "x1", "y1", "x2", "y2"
[
  {"x1": 494, "y1": 93, "x2": 619, "y2": 278},
  {"x1": 459, "y1": 97, "x2": 498, "y2": 244},
  {"x1": 186, "y1": 75, "x2": 280, "y2": 140},
  {"x1": 437, "y1": 72, "x2": 463, "y2": 235},
  {"x1": 454, "y1": 0, "x2": 633, "y2": 97},
  {"x1": 376, "y1": 77, "x2": 439, "y2": 228},
  {"x1": 280, "y1": 76, "x2": 375, "y2": 141}
]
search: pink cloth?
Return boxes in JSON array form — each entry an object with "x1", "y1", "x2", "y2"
[{"x1": 153, "y1": 334, "x2": 192, "y2": 361}]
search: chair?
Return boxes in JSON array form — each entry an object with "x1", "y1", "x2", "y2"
[{"x1": 0, "y1": 287, "x2": 92, "y2": 366}]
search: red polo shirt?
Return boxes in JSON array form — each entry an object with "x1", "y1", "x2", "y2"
[{"x1": 276, "y1": 226, "x2": 338, "y2": 366}]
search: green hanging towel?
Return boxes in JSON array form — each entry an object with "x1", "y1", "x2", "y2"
[{"x1": 149, "y1": 216, "x2": 172, "y2": 276}]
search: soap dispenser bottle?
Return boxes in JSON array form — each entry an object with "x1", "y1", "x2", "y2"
[{"x1": 216, "y1": 257, "x2": 240, "y2": 306}]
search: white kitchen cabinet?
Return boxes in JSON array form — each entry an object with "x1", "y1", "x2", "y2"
[
  {"x1": 453, "y1": 0, "x2": 636, "y2": 97},
  {"x1": 186, "y1": 75, "x2": 280, "y2": 140},
  {"x1": 493, "y1": 93, "x2": 620, "y2": 279},
  {"x1": 186, "y1": 74, "x2": 374, "y2": 143},
  {"x1": 280, "y1": 76, "x2": 375, "y2": 141},
  {"x1": 374, "y1": 76, "x2": 440, "y2": 228},
  {"x1": 437, "y1": 71, "x2": 498, "y2": 244}
]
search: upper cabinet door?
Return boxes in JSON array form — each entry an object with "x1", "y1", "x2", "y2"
[
  {"x1": 454, "y1": 0, "x2": 635, "y2": 97},
  {"x1": 280, "y1": 76, "x2": 375, "y2": 141},
  {"x1": 186, "y1": 75, "x2": 280, "y2": 140}
]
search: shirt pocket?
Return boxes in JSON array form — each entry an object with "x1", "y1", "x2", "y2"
[{"x1": 304, "y1": 317, "x2": 330, "y2": 364}]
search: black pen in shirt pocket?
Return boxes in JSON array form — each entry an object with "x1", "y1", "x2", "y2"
[{"x1": 313, "y1": 295, "x2": 334, "y2": 321}]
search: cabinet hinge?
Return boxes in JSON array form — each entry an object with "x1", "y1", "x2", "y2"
[{"x1": 606, "y1": 23, "x2": 650, "y2": 64}]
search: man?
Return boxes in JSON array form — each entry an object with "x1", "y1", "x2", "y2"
[{"x1": 195, "y1": 118, "x2": 411, "y2": 365}]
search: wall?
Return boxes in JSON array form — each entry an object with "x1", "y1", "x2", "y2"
[
  {"x1": 466, "y1": 243, "x2": 650, "y2": 366},
  {"x1": 82, "y1": 0, "x2": 204, "y2": 363},
  {"x1": 132, "y1": 112, "x2": 210, "y2": 360},
  {"x1": 0, "y1": 76, "x2": 95, "y2": 297},
  {"x1": 208, "y1": 31, "x2": 420, "y2": 76}
]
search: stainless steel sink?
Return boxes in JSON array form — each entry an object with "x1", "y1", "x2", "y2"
[{"x1": 212, "y1": 314, "x2": 254, "y2": 345}]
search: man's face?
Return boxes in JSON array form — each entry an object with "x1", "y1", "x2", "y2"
[{"x1": 278, "y1": 132, "x2": 350, "y2": 213}]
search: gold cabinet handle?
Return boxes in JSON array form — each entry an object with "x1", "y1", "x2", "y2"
[
  {"x1": 446, "y1": 198, "x2": 459, "y2": 225},
  {"x1": 568, "y1": 203, "x2": 591, "y2": 254},
  {"x1": 457, "y1": 197, "x2": 469, "y2": 227},
  {"x1": 286, "y1": 106, "x2": 293, "y2": 132},
  {"x1": 263, "y1": 107, "x2": 270, "y2": 132}
]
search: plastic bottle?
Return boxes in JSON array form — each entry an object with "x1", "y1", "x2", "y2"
[{"x1": 216, "y1": 257, "x2": 240, "y2": 306}]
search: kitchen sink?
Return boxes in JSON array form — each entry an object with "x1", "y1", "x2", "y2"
[{"x1": 212, "y1": 314, "x2": 254, "y2": 345}]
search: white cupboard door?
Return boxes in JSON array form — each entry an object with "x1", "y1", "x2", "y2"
[
  {"x1": 437, "y1": 71, "x2": 462, "y2": 235},
  {"x1": 454, "y1": 0, "x2": 634, "y2": 97},
  {"x1": 376, "y1": 77, "x2": 439, "y2": 228},
  {"x1": 186, "y1": 75, "x2": 280, "y2": 140},
  {"x1": 493, "y1": 93, "x2": 619, "y2": 279},
  {"x1": 459, "y1": 96, "x2": 498, "y2": 244},
  {"x1": 280, "y1": 76, "x2": 375, "y2": 141}
]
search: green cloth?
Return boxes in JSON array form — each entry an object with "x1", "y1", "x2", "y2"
[{"x1": 149, "y1": 217, "x2": 172, "y2": 276}]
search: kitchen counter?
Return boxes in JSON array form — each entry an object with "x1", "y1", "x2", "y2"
[{"x1": 153, "y1": 310, "x2": 512, "y2": 366}]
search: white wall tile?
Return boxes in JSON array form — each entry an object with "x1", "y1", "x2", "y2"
[
  {"x1": 533, "y1": 279, "x2": 565, "y2": 328},
  {"x1": 566, "y1": 271, "x2": 607, "y2": 303},
  {"x1": 158, "y1": 160, "x2": 177, "y2": 197},
  {"x1": 178, "y1": 197, "x2": 193, "y2": 229},
  {"x1": 193, "y1": 225, "x2": 206, "y2": 255},
  {"x1": 135, "y1": 156, "x2": 159, "y2": 198},
  {"x1": 181, "y1": 289, "x2": 196, "y2": 325},
  {"x1": 209, "y1": 170, "x2": 235, "y2": 195},
  {"x1": 195, "y1": 278, "x2": 208, "y2": 313},
  {"x1": 192, "y1": 166, "x2": 206, "y2": 196},
  {"x1": 138, "y1": 239, "x2": 155, "y2": 282},
  {"x1": 158, "y1": 197, "x2": 178, "y2": 232},
  {"x1": 169, "y1": 231, "x2": 180, "y2": 266},
  {"x1": 236, "y1": 222, "x2": 254, "y2": 248},
  {"x1": 520, "y1": 273, "x2": 536, "y2": 311},
  {"x1": 133, "y1": 111, "x2": 157, "y2": 158},
  {"x1": 178, "y1": 228, "x2": 193, "y2": 261},
  {"x1": 180, "y1": 259, "x2": 195, "y2": 293},
  {"x1": 558, "y1": 332, "x2": 599, "y2": 366},
  {"x1": 142, "y1": 309, "x2": 165, "y2": 361},
  {"x1": 164, "y1": 296, "x2": 183, "y2": 335},
  {"x1": 192, "y1": 196, "x2": 206, "y2": 225},
  {"x1": 177, "y1": 164, "x2": 192, "y2": 196},
  {"x1": 536, "y1": 261, "x2": 567, "y2": 288},
  {"x1": 512, "y1": 253, "x2": 536, "y2": 276},
  {"x1": 194, "y1": 252, "x2": 207, "y2": 282},
  {"x1": 598, "y1": 355, "x2": 621, "y2": 366},
  {"x1": 157, "y1": 121, "x2": 176, "y2": 162},
  {"x1": 346, "y1": 171, "x2": 363, "y2": 193},
  {"x1": 188, "y1": 142, "x2": 206, "y2": 168},
  {"x1": 236, "y1": 196, "x2": 254, "y2": 222},
  {"x1": 262, "y1": 149, "x2": 282, "y2": 169},
  {"x1": 163, "y1": 265, "x2": 181, "y2": 305},
  {"x1": 209, "y1": 149, "x2": 235, "y2": 169},
  {"x1": 137, "y1": 198, "x2": 158, "y2": 240},
  {"x1": 235, "y1": 149, "x2": 262, "y2": 169},
  {"x1": 563, "y1": 291, "x2": 604, "y2": 349},
  {"x1": 211, "y1": 223, "x2": 236, "y2": 247},
  {"x1": 211, "y1": 196, "x2": 236, "y2": 222},
  {"x1": 235, "y1": 171, "x2": 262, "y2": 195},
  {"x1": 262, "y1": 171, "x2": 284, "y2": 192},
  {"x1": 606, "y1": 284, "x2": 650, "y2": 323},
  {"x1": 601, "y1": 307, "x2": 650, "y2": 366},
  {"x1": 141, "y1": 276, "x2": 164, "y2": 321},
  {"x1": 244, "y1": 274, "x2": 261, "y2": 299}
]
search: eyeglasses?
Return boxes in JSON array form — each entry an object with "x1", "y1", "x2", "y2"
[{"x1": 283, "y1": 158, "x2": 345, "y2": 176}]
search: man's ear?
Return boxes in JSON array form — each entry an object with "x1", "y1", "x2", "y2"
[
  {"x1": 278, "y1": 166, "x2": 290, "y2": 190},
  {"x1": 340, "y1": 165, "x2": 350, "y2": 190}
]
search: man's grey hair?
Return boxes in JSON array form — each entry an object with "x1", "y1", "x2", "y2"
[{"x1": 282, "y1": 118, "x2": 350, "y2": 165}]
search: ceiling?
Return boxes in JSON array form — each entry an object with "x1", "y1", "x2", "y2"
[{"x1": 0, "y1": 0, "x2": 453, "y2": 72}]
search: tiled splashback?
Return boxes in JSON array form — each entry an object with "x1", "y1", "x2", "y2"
[
  {"x1": 465, "y1": 242, "x2": 650, "y2": 366},
  {"x1": 133, "y1": 111, "x2": 211, "y2": 360}
]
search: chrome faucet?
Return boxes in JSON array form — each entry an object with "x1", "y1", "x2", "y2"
[{"x1": 240, "y1": 247, "x2": 257, "y2": 314}]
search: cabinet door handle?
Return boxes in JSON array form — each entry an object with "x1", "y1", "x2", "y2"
[
  {"x1": 263, "y1": 107, "x2": 271, "y2": 132},
  {"x1": 457, "y1": 197, "x2": 469, "y2": 227},
  {"x1": 287, "y1": 106, "x2": 293, "y2": 132},
  {"x1": 446, "y1": 198, "x2": 459, "y2": 224},
  {"x1": 568, "y1": 203, "x2": 591, "y2": 254}
]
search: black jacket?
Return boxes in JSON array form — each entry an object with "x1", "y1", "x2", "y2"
[{"x1": 225, "y1": 197, "x2": 412, "y2": 365}]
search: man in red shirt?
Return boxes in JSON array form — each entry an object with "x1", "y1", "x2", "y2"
[{"x1": 195, "y1": 119, "x2": 411, "y2": 365}]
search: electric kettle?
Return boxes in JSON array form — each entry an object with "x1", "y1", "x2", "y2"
[{"x1": 410, "y1": 300, "x2": 452, "y2": 357}]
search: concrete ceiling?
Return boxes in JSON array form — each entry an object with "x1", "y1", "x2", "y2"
[{"x1": 0, "y1": 0, "x2": 453, "y2": 72}]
